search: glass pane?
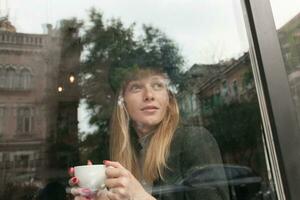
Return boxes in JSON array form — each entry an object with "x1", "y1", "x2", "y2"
[
  {"x1": 269, "y1": 0, "x2": 300, "y2": 125},
  {"x1": 0, "y1": 1, "x2": 278, "y2": 200}
]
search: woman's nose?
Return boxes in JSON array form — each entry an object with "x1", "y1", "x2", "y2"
[{"x1": 143, "y1": 88, "x2": 155, "y2": 101}]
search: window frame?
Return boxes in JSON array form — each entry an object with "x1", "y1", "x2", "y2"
[{"x1": 241, "y1": 0, "x2": 300, "y2": 199}]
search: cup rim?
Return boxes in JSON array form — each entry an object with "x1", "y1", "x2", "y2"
[{"x1": 74, "y1": 164, "x2": 105, "y2": 170}]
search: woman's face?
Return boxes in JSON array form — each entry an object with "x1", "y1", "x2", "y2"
[{"x1": 123, "y1": 75, "x2": 170, "y2": 132}]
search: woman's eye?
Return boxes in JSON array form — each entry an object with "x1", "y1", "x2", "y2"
[
  {"x1": 129, "y1": 84, "x2": 142, "y2": 92},
  {"x1": 152, "y1": 82, "x2": 165, "y2": 90}
]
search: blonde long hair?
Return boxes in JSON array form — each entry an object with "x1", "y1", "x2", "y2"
[{"x1": 109, "y1": 68, "x2": 180, "y2": 182}]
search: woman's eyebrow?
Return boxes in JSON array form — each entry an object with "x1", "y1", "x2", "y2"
[
  {"x1": 150, "y1": 76, "x2": 165, "y2": 81},
  {"x1": 151, "y1": 78, "x2": 168, "y2": 85},
  {"x1": 127, "y1": 80, "x2": 141, "y2": 85}
]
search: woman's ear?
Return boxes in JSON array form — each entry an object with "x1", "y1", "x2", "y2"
[{"x1": 117, "y1": 96, "x2": 124, "y2": 106}]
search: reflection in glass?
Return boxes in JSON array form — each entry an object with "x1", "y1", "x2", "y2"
[
  {"x1": 0, "y1": 1, "x2": 279, "y2": 199},
  {"x1": 20, "y1": 68, "x2": 32, "y2": 90},
  {"x1": 0, "y1": 15, "x2": 82, "y2": 199},
  {"x1": 178, "y1": 52, "x2": 276, "y2": 199},
  {"x1": 277, "y1": 12, "x2": 300, "y2": 124}
]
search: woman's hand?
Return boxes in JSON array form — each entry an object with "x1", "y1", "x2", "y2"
[
  {"x1": 104, "y1": 160, "x2": 156, "y2": 200},
  {"x1": 68, "y1": 161, "x2": 109, "y2": 200}
]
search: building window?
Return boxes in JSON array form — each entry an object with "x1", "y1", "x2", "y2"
[
  {"x1": 15, "y1": 154, "x2": 30, "y2": 168},
  {"x1": 20, "y1": 69, "x2": 32, "y2": 90},
  {"x1": 243, "y1": 71, "x2": 254, "y2": 90},
  {"x1": 0, "y1": 67, "x2": 32, "y2": 90},
  {"x1": 2, "y1": 152, "x2": 9, "y2": 162},
  {"x1": 221, "y1": 80, "x2": 228, "y2": 96},
  {"x1": 0, "y1": 68, "x2": 6, "y2": 88},
  {"x1": 202, "y1": 97, "x2": 213, "y2": 114},
  {"x1": 7, "y1": 68, "x2": 17, "y2": 89},
  {"x1": 0, "y1": 107, "x2": 5, "y2": 135},
  {"x1": 232, "y1": 80, "x2": 239, "y2": 96},
  {"x1": 17, "y1": 107, "x2": 33, "y2": 134},
  {"x1": 213, "y1": 92, "x2": 221, "y2": 107},
  {"x1": 191, "y1": 94, "x2": 197, "y2": 111}
]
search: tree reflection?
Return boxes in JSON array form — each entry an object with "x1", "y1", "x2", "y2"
[
  {"x1": 79, "y1": 8, "x2": 184, "y2": 162},
  {"x1": 207, "y1": 101, "x2": 263, "y2": 169}
]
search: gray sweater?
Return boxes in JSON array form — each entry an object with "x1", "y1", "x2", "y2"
[{"x1": 148, "y1": 126, "x2": 230, "y2": 200}]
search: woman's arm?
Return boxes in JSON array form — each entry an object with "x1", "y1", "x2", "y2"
[{"x1": 179, "y1": 126, "x2": 230, "y2": 200}]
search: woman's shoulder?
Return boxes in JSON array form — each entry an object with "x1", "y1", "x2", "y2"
[
  {"x1": 171, "y1": 125, "x2": 221, "y2": 160},
  {"x1": 173, "y1": 125, "x2": 216, "y2": 144}
]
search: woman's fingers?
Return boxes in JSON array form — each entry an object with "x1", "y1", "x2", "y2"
[
  {"x1": 106, "y1": 187, "x2": 127, "y2": 200},
  {"x1": 68, "y1": 187, "x2": 95, "y2": 197},
  {"x1": 74, "y1": 196, "x2": 84, "y2": 200},
  {"x1": 68, "y1": 176, "x2": 80, "y2": 186},
  {"x1": 106, "y1": 191, "x2": 118, "y2": 200},
  {"x1": 67, "y1": 187, "x2": 82, "y2": 196},
  {"x1": 105, "y1": 177, "x2": 129, "y2": 189},
  {"x1": 74, "y1": 196, "x2": 91, "y2": 200},
  {"x1": 68, "y1": 167, "x2": 75, "y2": 176},
  {"x1": 96, "y1": 188, "x2": 109, "y2": 198},
  {"x1": 105, "y1": 167, "x2": 128, "y2": 178},
  {"x1": 104, "y1": 160, "x2": 124, "y2": 169},
  {"x1": 87, "y1": 160, "x2": 93, "y2": 165},
  {"x1": 68, "y1": 160, "x2": 92, "y2": 185}
]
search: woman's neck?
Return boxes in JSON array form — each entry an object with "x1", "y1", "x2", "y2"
[{"x1": 133, "y1": 122, "x2": 157, "y2": 138}]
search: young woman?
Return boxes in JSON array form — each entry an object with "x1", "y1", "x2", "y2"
[{"x1": 70, "y1": 67, "x2": 229, "y2": 200}]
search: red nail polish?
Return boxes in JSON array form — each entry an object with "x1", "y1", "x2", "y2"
[{"x1": 71, "y1": 177, "x2": 78, "y2": 184}]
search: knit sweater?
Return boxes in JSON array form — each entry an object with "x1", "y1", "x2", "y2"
[{"x1": 141, "y1": 126, "x2": 230, "y2": 200}]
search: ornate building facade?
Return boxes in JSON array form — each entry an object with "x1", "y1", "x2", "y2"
[{"x1": 0, "y1": 17, "x2": 81, "y2": 188}]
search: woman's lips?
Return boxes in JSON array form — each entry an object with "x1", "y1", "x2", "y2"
[{"x1": 141, "y1": 106, "x2": 158, "y2": 111}]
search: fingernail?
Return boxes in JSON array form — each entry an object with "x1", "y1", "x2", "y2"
[
  {"x1": 80, "y1": 188, "x2": 93, "y2": 197},
  {"x1": 82, "y1": 188, "x2": 91, "y2": 193},
  {"x1": 71, "y1": 177, "x2": 79, "y2": 184},
  {"x1": 87, "y1": 160, "x2": 93, "y2": 165},
  {"x1": 68, "y1": 167, "x2": 74, "y2": 176},
  {"x1": 103, "y1": 160, "x2": 109, "y2": 165}
]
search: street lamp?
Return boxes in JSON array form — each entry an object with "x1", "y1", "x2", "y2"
[
  {"x1": 69, "y1": 74, "x2": 75, "y2": 83},
  {"x1": 58, "y1": 86, "x2": 63, "y2": 92}
]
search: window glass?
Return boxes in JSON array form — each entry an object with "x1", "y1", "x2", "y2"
[
  {"x1": 0, "y1": 107, "x2": 4, "y2": 135},
  {"x1": 0, "y1": 1, "x2": 279, "y2": 200},
  {"x1": 17, "y1": 107, "x2": 32, "y2": 134},
  {"x1": 20, "y1": 69, "x2": 32, "y2": 90},
  {"x1": 7, "y1": 68, "x2": 16, "y2": 89},
  {"x1": 270, "y1": 0, "x2": 300, "y2": 125},
  {"x1": 0, "y1": 67, "x2": 6, "y2": 88}
]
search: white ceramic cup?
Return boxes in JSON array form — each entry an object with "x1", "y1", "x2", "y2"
[{"x1": 74, "y1": 164, "x2": 106, "y2": 191}]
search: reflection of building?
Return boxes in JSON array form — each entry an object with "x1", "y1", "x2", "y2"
[
  {"x1": 198, "y1": 53, "x2": 255, "y2": 120},
  {"x1": 0, "y1": 17, "x2": 16, "y2": 32},
  {"x1": 179, "y1": 52, "x2": 255, "y2": 126},
  {"x1": 0, "y1": 18, "x2": 81, "y2": 186},
  {"x1": 278, "y1": 12, "x2": 300, "y2": 73},
  {"x1": 278, "y1": 13, "x2": 300, "y2": 122},
  {"x1": 179, "y1": 53, "x2": 263, "y2": 173}
]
